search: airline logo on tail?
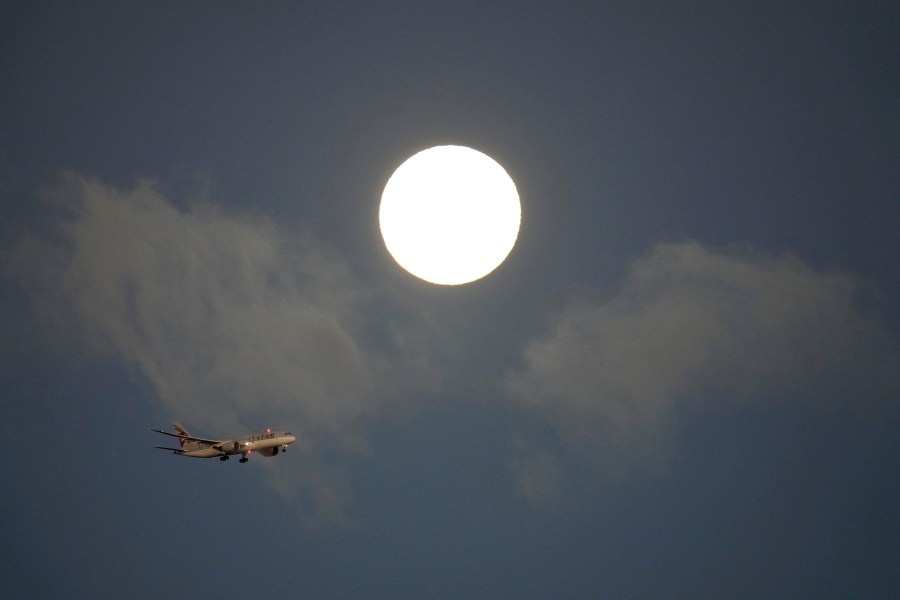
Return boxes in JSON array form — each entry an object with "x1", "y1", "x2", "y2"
[{"x1": 173, "y1": 421, "x2": 190, "y2": 447}]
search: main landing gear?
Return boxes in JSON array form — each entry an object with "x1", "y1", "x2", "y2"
[
  {"x1": 219, "y1": 455, "x2": 230, "y2": 461},
  {"x1": 239, "y1": 455, "x2": 249, "y2": 463}
]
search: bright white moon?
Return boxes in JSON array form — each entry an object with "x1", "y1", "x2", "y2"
[{"x1": 379, "y1": 145, "x2": 521, "y2": 285}]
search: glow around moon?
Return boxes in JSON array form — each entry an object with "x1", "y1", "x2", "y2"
[{"x1": 379, "y1": 145, "x2": 521, "y2": 285}]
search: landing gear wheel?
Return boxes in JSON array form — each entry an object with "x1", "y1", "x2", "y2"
[{"x1": 239, "y1": 457, "x2": 248, "y2": 463}]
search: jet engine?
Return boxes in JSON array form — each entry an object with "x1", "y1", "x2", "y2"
[
  {"x1": 220, "y1": 440, "x2": 241, "y2": 454},
  {"x1": 258, "y1": 446, "x2": 279, "y2": 457}
]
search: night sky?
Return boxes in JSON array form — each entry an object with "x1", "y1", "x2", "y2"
[{"x1": 3, "y1": 2, "x2": 899, "y2": 598}]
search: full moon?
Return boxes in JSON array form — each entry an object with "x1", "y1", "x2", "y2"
[{"x1": 379, "y1": 145, "x2": 521, "y2": 285}]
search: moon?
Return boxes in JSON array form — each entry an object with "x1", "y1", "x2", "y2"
[{"x1": 379, "y1": 145, "x2": 521, "y2": 285}]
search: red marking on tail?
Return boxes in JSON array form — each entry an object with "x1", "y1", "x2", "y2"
[{"x1": 172, "y1": 422, "x2": 190, "y2": 447}]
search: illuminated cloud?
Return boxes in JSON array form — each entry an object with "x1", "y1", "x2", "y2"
[
  {"x1": 7, "y1": 173, "x2": 406, "y2": 519},
  {"x1": 507, "y1": 241, "x2": 898, "y2": 483},
  {"x1": 10, "y1": 175, "x2": 898, "y2": 516},
  {"x1": 12, "y1": 173, "x2": 377, "y2": 423}
]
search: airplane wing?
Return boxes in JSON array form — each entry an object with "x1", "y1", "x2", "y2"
[
  {"x1": 155, "y1": 446, "x2": 185, "y2": 453},
  {"x1": 151, "y1": 429, "x2": 223, "y2": 445}
]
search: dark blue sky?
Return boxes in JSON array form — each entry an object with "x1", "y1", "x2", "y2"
[{"x1": 2, "y1": 2, "x2": 899, "y2": 598}]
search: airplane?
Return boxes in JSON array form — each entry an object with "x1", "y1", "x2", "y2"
[{"x1": 152, "y1": 421, "x2": 296, "y2": 463}]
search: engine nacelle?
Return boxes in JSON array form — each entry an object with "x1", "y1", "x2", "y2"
[
  {"x1": 220, "y1": 440, "x2": 241, "y2": 454},
  {"x1": 258, "y1": 446, "x2": 279, "y2": 457}
]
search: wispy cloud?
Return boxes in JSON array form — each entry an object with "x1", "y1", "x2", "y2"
[
  {"x1": 12, "y1": 173, "x2": 375, "y2": 425},
  {"x1": 11, "y1": 177, "x2": 898, "y2": 515},
  {"x1": 7, "y1": 173, "x2": 421, "y2": 520},
  {"x1": 506, "y1": 241, "x2": 899, "y2": 494}
]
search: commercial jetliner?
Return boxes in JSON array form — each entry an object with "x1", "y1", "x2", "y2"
[{"x1": 153, "y1": 421, "x2": 296, "y2": 463}]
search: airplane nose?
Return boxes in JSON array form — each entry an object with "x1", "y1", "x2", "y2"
[{"x1": 286, "y1": 435, "x2": 296, "y2": 444}]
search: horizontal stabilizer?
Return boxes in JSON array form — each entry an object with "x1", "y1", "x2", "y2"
[
  {"x1": 150, "y1": 428, "x2": 222, "y2": 445},
  {"x1": 155, "y1": 446, "x2": 184, "y2": 453}
]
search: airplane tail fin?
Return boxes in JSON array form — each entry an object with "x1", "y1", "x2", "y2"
[{"x1": 172, "y1": 421, "x2": 190, "y2": 447}]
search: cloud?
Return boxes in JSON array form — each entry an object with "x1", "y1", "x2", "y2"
[
  {"x1": 507, "y1": 241, "x2": 898, "y2": 481},
  {"x1": 11, "y1": 178, "x2": 898, "y2": 514},
  {"x1": 7, "y1": 173, "x2": 413, "y2": 519}
]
